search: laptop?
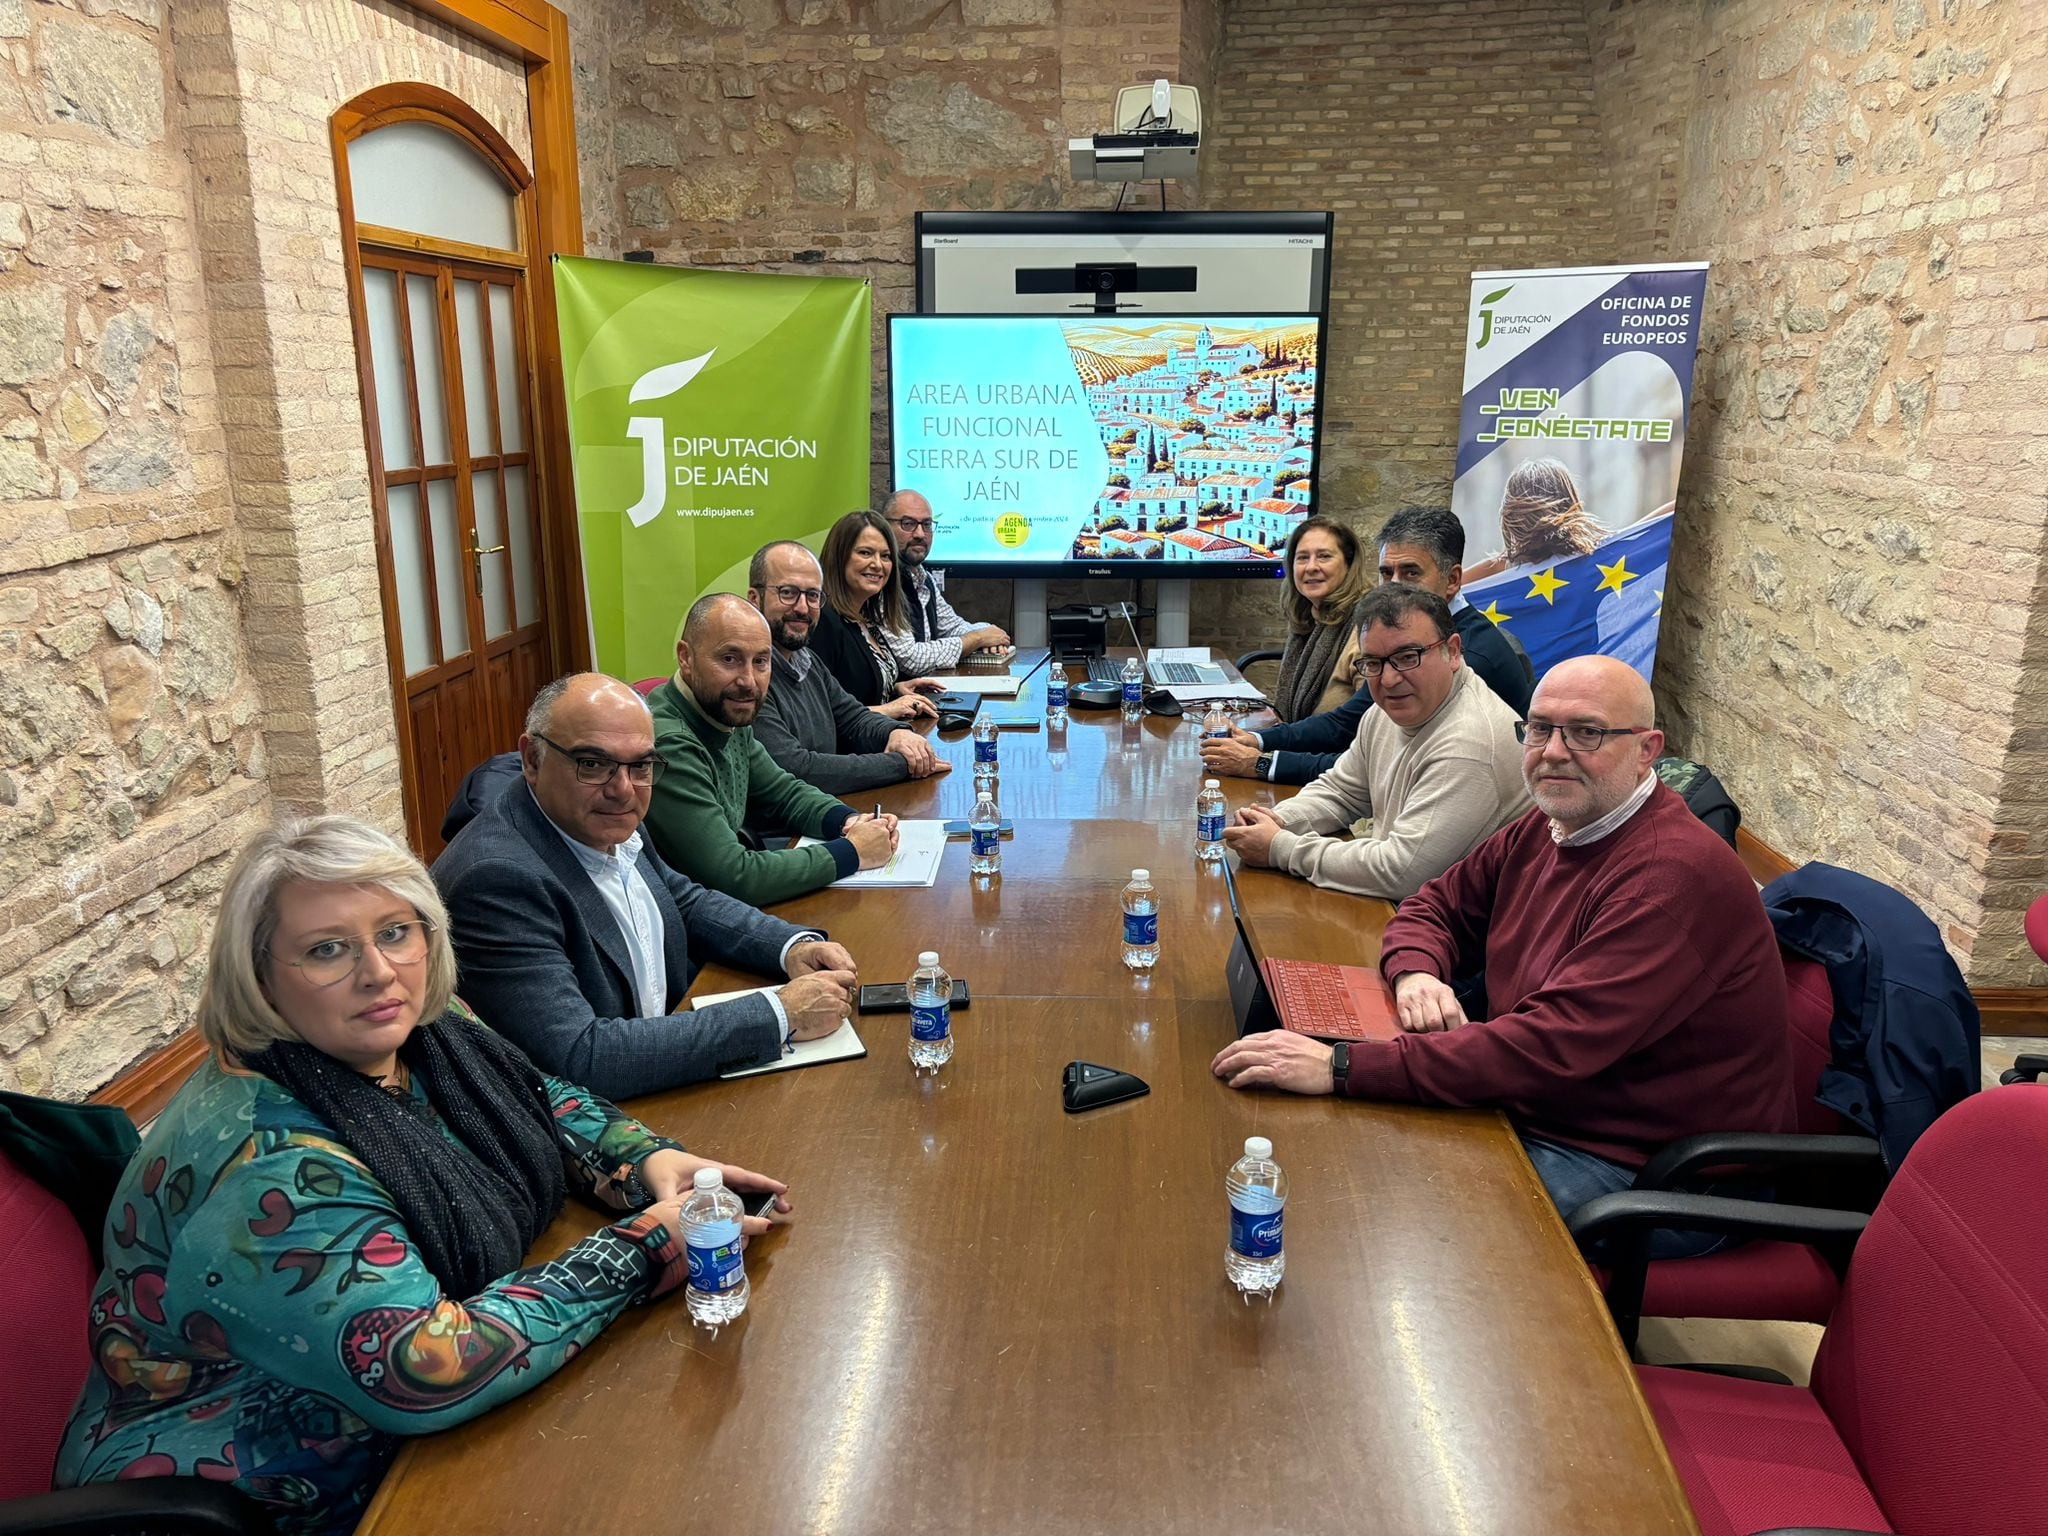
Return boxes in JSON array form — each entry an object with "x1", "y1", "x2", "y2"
[
  {"x1": 1221, "y1": 859, "x2": 1400, "y2": 1042},
  {"x1": 1084, "y1": 638, "x2": 1229, "y2": 689}
]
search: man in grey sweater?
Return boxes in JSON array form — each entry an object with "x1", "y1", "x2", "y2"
[
  {"x1": 1223, "y1": 584, "x2": 1530, "y2": 900},
  {"x1": 747, "y1": 540, "x2": 950, "y2": 794}
]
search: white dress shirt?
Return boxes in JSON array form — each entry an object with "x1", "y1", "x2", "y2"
[{"x1": 1550, "y1": 768, "x2": 1657, "y2": 847}]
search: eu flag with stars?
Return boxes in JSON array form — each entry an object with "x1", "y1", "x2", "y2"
[{"x1": 1462, "y1": 512, "x2": 1672, "y2": 684}]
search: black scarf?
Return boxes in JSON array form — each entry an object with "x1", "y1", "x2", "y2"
[{"x1": 250, "y1": 1011, "x2": 567, "y2": 1298}]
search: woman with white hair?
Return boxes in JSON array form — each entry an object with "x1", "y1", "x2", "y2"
[{"x1": 54, "y1": 814, "x2": 789, "y2": 1535}]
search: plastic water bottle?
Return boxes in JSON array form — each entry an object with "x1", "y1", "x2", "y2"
[
  {"x1": 972, "y1": 714, "x2": 998, "y2": 790},
  {"x1": 1225, "y1": 1136, "x2": 1287, "y2": 1300},
  {"x1": 969, "y1": 789, "x2": 1001, "y2": 877},
  {"x1": 909, "y1": 950, "x2": 953, "y2": 1071},
  {"x1": 1120, "y1": 655, "x2": 1144, "y2": 722},
  {"x1": 682, "y1": 1166, "x2": 749, "y2": 1329},
  {"x1": 1196, "y1": 778, "x2": 1226, "y2": 863},
  {"x1": 1201, "y1": 702, "x2": 1231, "y2": 741},
  {"x1": 1121, "y1": 867, "x2": 1158, "y2": 970},
  {"x1": 1045, "y1": 662, "x2": 1069, "y2": 725}
]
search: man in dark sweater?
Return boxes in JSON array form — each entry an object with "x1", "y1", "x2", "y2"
[
  {"x1": 1201, "y1": 506, "x2": 1533, "y2": 785},
  {"x1": 1212, "y1": 656, "x2": 1794, "y2": 1255},
  {"x1": 747, "y1": 541, "x2": 950, "y2": 796}
]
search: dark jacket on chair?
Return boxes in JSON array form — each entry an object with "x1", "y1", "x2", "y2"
[
  {"x1": 432, "y1": 766, "x2": 811, "y2": 1099},
  {"x1": 1762, "y1": 862, "x2": 1980, "y2": 1170}
]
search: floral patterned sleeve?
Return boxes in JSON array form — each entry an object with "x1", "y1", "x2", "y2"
[
  {"x1": 165, "y1": 1128, "x2": 687, "y2": 1436},
  {"x1": 542, "y1": 1074, "x2": 685, "y2": 1212}
]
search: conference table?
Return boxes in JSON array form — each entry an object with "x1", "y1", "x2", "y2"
[{"x1": 358, "y1": 649, "x2": 1698, "y2": 1536}]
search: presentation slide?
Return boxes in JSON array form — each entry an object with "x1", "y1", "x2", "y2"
[{"x1": 889, "y1": 314, "x2": 1320, "y2": 572}]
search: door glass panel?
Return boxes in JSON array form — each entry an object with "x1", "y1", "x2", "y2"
[
  {"x1": 426, "y1": 478, "x2": 469, "y2": 660},
  {"x1": 503, "y1": 465, "x2": 537, "y2": 628},
  {"x1": 453, "y1": 279, "x2": 495, "y2": 459},
  {"x1": 405, "y1": 275, "x2": 451, "y2": 465},
  {"x1": 385, "y1": 483, "x2": 433, "y2": 674},
  {"x1": 347, "y1": 121, "x2": 519, "y2": 251},
  {"x1": 361, "y1": 267, "x2": 415, "y2": 471},
  {"x1": 489, "y1": 285, "x2": 524, "y2": 452},
  {"x1": 473, "y1": 468, "x2": 511, "y2": 640}
]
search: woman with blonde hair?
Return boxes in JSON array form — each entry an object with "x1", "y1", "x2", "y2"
[
  {"x1": 1270, "y1": 514, "x2": 1372, "y2": 723},
  {"x1": 1462, "y1": 457, "x2": 1606, "y2": 581},
  {"x1": 56, "y1": 815, "x2": 788, "y2": 1535}
]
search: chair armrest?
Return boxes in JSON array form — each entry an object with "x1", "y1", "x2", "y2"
[
  {"x1": 1633, "y1": 1132, "x2": 1886, "y2": 1194},
  {"x1": 1233, "y1": 648, "x2": 1282, "y2": 671},
  {"x1": 1568, "y1": 1191, "x2": 1868, "y2": 1356},
  {"x1": 1999, "y1": 1053, "x2": 2048, "y2": 1085},
  {"x1": 0, "y1": 1480, "x2": 274, "y2": 1535}
]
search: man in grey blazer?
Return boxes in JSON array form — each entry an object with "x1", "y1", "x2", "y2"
[{"x1": 433, "y1": 673, "x2": 861, "y2": 1100}]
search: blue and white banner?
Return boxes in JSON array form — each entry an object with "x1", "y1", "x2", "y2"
[{"x1": 1450, "y1": 262, "x2": 1709, "y2": 684}]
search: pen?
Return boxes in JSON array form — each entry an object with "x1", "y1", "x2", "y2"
[{"x1": 875, "y1": 802, "x2": 882, "y2": 820}]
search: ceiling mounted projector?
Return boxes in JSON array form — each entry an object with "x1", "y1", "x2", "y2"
[{"x1": 1070, "y1": 79, "x2": 1201, "y2": 183}]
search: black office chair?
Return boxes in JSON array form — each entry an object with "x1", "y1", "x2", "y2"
[
  {"x1": 1233, "y1": 647, "x2": 1283, "y2": 695},
  {"x1": 1498, "y1": 624, "x2": 1536, "y2": 686},
  {"x1": 2000, "y1": 1054, "x2": 2047, "y2": 1085}
]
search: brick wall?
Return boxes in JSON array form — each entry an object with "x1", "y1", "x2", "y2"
[
  {"x1": 1, "y1": 0, "x2": 534, "y2": 1099},
  {"x1": 1585, "y1": 0, "x2": 2048, "y2": 983},
  {"x1": 1191, "y1": 0, "x2": 1618, "y2": 658}
]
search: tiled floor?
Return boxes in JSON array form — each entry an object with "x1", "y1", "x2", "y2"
[{"x1": 1635, "y1": 1034, "x2": 2039, "y2": 1386}]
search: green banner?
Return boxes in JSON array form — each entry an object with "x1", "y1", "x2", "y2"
[{"x1": 554, "y1": 257, "x2": 871, "y2": 679}]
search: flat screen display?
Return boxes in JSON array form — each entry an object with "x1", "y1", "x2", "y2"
[{"x1": 888, "y1": 313, "x2": 1322, "y2": 577}]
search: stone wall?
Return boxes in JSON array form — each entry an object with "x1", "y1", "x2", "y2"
[
  {"x1": 1584, "y1": 0, "x2": 2048, "y2": 983},
  {"x1": 1, "y1": 0, "x2": 536, "y2": 1100}
]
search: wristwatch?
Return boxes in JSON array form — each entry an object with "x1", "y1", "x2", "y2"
[
  {"x1": 1329, "y1": 1040, "x2": 1350, "y2": 1092},
  {"x1": 1255, "y1": 752, "x2": 1275, "y2": 780}
]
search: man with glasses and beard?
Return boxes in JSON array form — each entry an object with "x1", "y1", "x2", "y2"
[
  {"x1": 1221, "y1": 584, "x2": 1528, "y2": 900},
  {"x1": 643, "y1": 594, "x2": 899, "y2": 906},
  {"x1": 1212, "y1": 654, "x2": 1794, "y2": 1255},
  {"x1": 747, "y1": 541, "x2": 950, "y2": 795},
  {"x1": 883, "y1": 489, "x2": 1013, "y2": 668},
  {"x1": 433, "y1": 673, "x2": 864, "y2": 1098}
]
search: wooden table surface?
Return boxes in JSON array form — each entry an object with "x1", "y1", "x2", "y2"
[{"x1": 357, "y1": 650, "x2": 1696, "y2": 1536}]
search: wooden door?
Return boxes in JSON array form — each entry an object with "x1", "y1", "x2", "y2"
[{"x1": 336, "y1": 89, "x2": 562, "y2": 856}]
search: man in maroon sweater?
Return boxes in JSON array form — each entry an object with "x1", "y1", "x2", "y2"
[{"x1": 1212, "y1": 656, "x2": 1794, "y2": 1255}]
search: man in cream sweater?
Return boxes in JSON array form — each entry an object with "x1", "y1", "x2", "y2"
[{"x1": 1222, "y1": 584, "x2": 1530, "y2": 900}]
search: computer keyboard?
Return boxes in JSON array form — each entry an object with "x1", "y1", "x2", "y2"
[
  {"x1": 1083, "y1": 657, "x2": 1209, "y2": 686},
  {"x1": 1264, "y1": 961, "x2": 1361, "y2": 1036}
]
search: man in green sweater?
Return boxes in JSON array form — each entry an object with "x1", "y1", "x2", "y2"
[{"x1": 646, "y1": 594, "x2": 898, "y2": 906}]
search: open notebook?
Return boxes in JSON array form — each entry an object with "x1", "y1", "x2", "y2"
[{"x1": 691, "y1": 985, "x2": 868, "y2": 1078}]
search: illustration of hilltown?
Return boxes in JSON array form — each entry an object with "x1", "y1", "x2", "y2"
[{"x1": 1064, "y1": 319, "x2": 1319, "y2": 561}]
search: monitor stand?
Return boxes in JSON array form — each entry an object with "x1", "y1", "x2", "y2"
[{"x1": 1013, "y1": 579, "x2": 1189, "y2": 648}]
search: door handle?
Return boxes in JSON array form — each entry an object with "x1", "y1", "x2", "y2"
[
  {"x1": 469, "y1": 543, "x2": 508, "y2": 556},
  {"x1": 468, "y1": 542, "x2": 506, "y2": 584}
]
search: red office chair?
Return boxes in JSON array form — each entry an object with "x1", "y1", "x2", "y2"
[
  {"x1": 632, "y1": 676, "x2": 664, "y2": 697},
  {"x1": 1631, "y1": 1083, "x2": 2048, "y2": 1536},
  {"x1": 2002, "y1": 894, "x2": 2048, "y2": 1085},
  {"x1": 0, "y1": 1146, "x2": 271, "y2": 1534},
  {"x1": 1589, "y1": 955, "x2": 1886, "y2": 1350}
]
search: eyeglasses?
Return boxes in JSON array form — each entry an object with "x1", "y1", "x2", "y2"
[
  {"x1": 272, "y1": 920, "x2": 434, "y2": 988},
  {"x1": 768, "y1": 585, "x2": 823, "y2": 608},
  {"x1": 890, "y1": 516, "x2": 935, "y2": 535},
  {"x1": 534, "y1": 733, "x2": 666, "y2": 786},
  {"x1": 1357, "y1": 637, "x2": 1452, "y2": 678},
  {"x1": 1516, "y1": 720, "x2": 1653, "y2": 753}
]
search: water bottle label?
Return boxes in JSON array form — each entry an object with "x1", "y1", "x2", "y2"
[
  {"x1": 1229, "y1": 1202, "x2": 1285, "y2": 1260},
  {"x1": 974, "y1": 738, "x2": 998, "y2": 764},
  {"x1": 970, "y1": 828, "x2": 998, "y2": 856},
  {"x1": 684, "y1": 1218, "x2": 745, "y2": 1292},
  {"x1": 1047, "y1": 683, "x2": 1067, "y2": 706},
  {"x1": 911, "y1": 1001, "x2": 951, "y2": 1042},
  {"x1": 1202, "y1": 728, "x2": 1229, "y2": 741},
  {"x1": 1122, "y1": 681, "x2": 1144, "y2": 705},
  {"x1": 1123, "y1": 911, "x2": 1158, "y2": 946},
  {"x1": 1198, "y1": 812, "x2": 1225, "y2": 842}
]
